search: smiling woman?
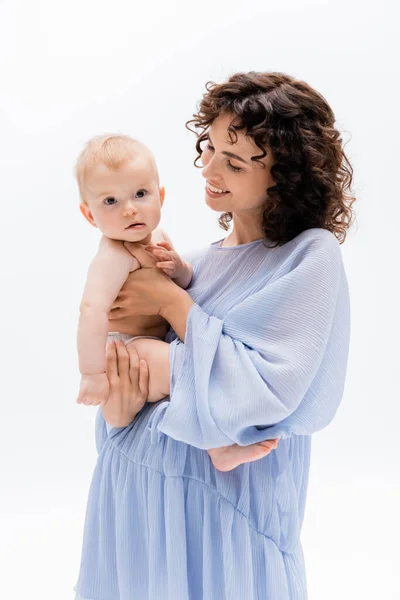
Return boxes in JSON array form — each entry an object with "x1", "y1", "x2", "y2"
[
  {"x1": 74, "y1": 71, "x2": 354, "y2": 600},
  {"x1": 189, "y1": 72, "x2": 354, "y2": 247},
  {"x1": 199, "y1": 113, "x2": 276, "y2": 242}
]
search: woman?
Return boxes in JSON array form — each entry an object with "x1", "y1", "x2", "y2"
[{"x1": 74, "y1": 71, "x2": 354, "y2": 600}]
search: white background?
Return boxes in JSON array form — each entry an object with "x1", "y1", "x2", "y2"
[{"x1": 0, "y1": 0, "x2": 399, "y2": 598}]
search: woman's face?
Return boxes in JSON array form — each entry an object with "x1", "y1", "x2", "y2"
[{"x1": 201, "y1": 112, "x2": 275, "y2": 217}]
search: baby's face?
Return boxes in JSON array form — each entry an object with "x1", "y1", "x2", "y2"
[{"x1": 81, "y1": 158, "x2": 164, "y2": 242}]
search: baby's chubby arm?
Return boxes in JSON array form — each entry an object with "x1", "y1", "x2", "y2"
[{"x1": 76, "y1": 236, "x2": 140, "y2": 406}]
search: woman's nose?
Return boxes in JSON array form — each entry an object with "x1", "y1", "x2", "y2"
[{"x1": 202, "y1": 158, "x2": 218, "y2": 180}]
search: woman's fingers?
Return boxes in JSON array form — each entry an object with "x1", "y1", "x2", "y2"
[
  {"x1": 106, "y1": 342, "x2": 119, "y2": 383},
  {"x1": 115, "y1": 340, "x2": 130, "y2": 378},
  {"x1": 127, "y1": 344, "x2": 140, "y2": 386},
  {"x1": 138, "y1": 360, "x2": 149, "y2": 399},
  {"x1": 126, "y1": 345, "x2": 148, "y2": 411},
  {"x1": 103, "y1": 340, "x2": 146, "y2": 429}
]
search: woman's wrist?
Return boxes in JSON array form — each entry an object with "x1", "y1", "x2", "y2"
[{"x1": 160, "y1": 284, "x2": 194, "y2": 341}]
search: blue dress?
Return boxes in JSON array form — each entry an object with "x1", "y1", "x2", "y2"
[{"x1": 74, "y1": 229, "x2": 350, "y2": 600}]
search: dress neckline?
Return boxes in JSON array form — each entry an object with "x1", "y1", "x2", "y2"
[{"x1": 210, "y1": 237, "x2": 265, "y2": 250}]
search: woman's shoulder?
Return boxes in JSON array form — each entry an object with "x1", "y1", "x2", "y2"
[
  {"x1": 282, "y1": 228, "x2": 343, "y2": 266},
  {"x1": 182, "y1": 229, "x2": 343, "y2": 277},
  {"x1": 289, "y1": 228, "x2": 341, "y2": 252},
  {"x1": 264, "y1": 228, "x2": 345, "y2": 288},
  {"x1": 181, "y1": 246, "x2": 209, "y2": 266}
]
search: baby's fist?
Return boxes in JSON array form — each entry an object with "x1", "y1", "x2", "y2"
[{"x1": 76, "y1": 373, "x2": 109, "y2": 406}]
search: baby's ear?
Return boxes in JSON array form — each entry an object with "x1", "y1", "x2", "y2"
[
  {"x1": 79, "y1": 203, "x2": 97, "y2": 228},
  {"x1": 159, "y1": 186, "x2": 165, "y2": 206}
]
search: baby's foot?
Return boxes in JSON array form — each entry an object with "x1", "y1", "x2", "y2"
[{"x1": 208, "y1": 439, "x2": 279, "y2": 472}]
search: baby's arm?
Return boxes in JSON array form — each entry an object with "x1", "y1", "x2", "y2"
[{"x1": 77, "y1": 237, "x2": 140, "y2": 406}]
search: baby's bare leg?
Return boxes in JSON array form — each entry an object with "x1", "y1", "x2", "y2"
[
  {"x1": 208, "y1": 439, "x2": 279, "y2": 472},
  {"x1": 126, "y1": 338, "x2": 170, "y2": 402}
]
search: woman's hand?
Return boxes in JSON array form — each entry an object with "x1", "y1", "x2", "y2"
[
  {"x1": 109, "y1": 262, "x2": 177, "y2": 321},
  {"x1": 110, "y1": 243, "x2": 195, "y2": 341},
  {"x1": 102, "y1": 340, "x2": 149, "y2": 428}
]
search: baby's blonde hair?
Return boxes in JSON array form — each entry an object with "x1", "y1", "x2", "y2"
[{"x1": 75, "y1": 134, "x2": 158, "y2": 203}]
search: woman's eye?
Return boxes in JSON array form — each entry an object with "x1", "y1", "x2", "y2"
[
  {"x1": 104, "y1": 197, "x2": 117, "y2": 205},
  {"x1": 227, "y1": 161, "x2": 242, "y2": 173},
  {"x1": 135, "y1": 189, "x2": 147, "y2": 198},
  {"x1": 205, "y1": 143, "x2": 240, "y2": 172}
]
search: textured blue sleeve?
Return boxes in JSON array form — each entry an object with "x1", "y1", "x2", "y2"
[{"x1": 155, "y1": 235, "x2": 350, "y2": 449}]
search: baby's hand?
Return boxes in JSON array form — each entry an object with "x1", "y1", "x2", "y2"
[
  {"x1": 145, "y1": 242, "x2": 187, "y2": 279},
  {"x1": 76, "y1": 373, "x2": 109, "y2": 406}
]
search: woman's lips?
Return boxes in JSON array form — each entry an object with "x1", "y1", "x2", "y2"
[{"x1": 205, "y1": 185, "x2": 230, "y2": 199}]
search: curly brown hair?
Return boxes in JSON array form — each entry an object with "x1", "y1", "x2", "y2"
[{"x1": 186, "y1": 72, "x2": 355, "y2": 245}]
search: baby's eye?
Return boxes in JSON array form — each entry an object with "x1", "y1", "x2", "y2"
[
  {"x1": 104, "y1": 197, "x2": 117, "y2": 205},
  {"x1": 135, "y1": 189, "x2": 147, "y2": 198}
]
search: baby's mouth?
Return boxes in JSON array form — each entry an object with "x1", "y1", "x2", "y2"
[{"x1": 126, "y1": 222, "x2": 146, "y2": 229}]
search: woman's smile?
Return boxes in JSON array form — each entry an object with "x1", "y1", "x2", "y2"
[{"x1": 205, "y1": 181, "x2": 230, "y2": 199}]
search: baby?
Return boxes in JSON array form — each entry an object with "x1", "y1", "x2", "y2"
[{"x1": 75, "y1": 134, "x2": 278, "y2": 471}]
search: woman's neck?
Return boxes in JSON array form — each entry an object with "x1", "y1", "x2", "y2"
[{"x1": 221, "y1": 217, "x2": 264, "y2": 247}]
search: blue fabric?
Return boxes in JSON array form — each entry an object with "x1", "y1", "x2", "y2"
[{"x1": 74, "y1": 229, "x2": 350, "y2": 600}]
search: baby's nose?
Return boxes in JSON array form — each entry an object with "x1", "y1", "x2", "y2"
[{"x1": 123, "y1": 201, "x2": 138, "y2": 216}]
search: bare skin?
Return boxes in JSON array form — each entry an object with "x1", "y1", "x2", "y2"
[
  {"x1": 102, "y1": 341, "x2": 148, "y2": 428},
  {"x1": 76, "y1": 149, "x2": 193, "y2": 407}
]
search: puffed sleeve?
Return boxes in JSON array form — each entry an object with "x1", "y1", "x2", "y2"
[{"x1": 152, "y1": 235, "x2": 350, "y2": 449}]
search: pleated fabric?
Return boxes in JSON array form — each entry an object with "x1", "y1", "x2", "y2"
[{"x1": 74, "y1": 229, "x2": 350, "y2": 600}]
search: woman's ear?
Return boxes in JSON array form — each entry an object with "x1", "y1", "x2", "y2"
[
  {"x1": 159, "y1": 186, "x2": 165, "y2": 207},
  {"x1": 79, "y1": 202, "x2": 97, "y2": 227}
]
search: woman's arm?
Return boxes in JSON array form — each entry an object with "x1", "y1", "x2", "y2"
[
  {"x1": 109, "y1": 234, "x2": 350, "y2": 449},
  {"x1": 156, "y1": 235, "x2": 350, "y2": 449}
]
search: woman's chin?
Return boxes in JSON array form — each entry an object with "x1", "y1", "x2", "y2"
[{"x1": 205, "y1": 194, "x2": 229, "y2": 212}]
